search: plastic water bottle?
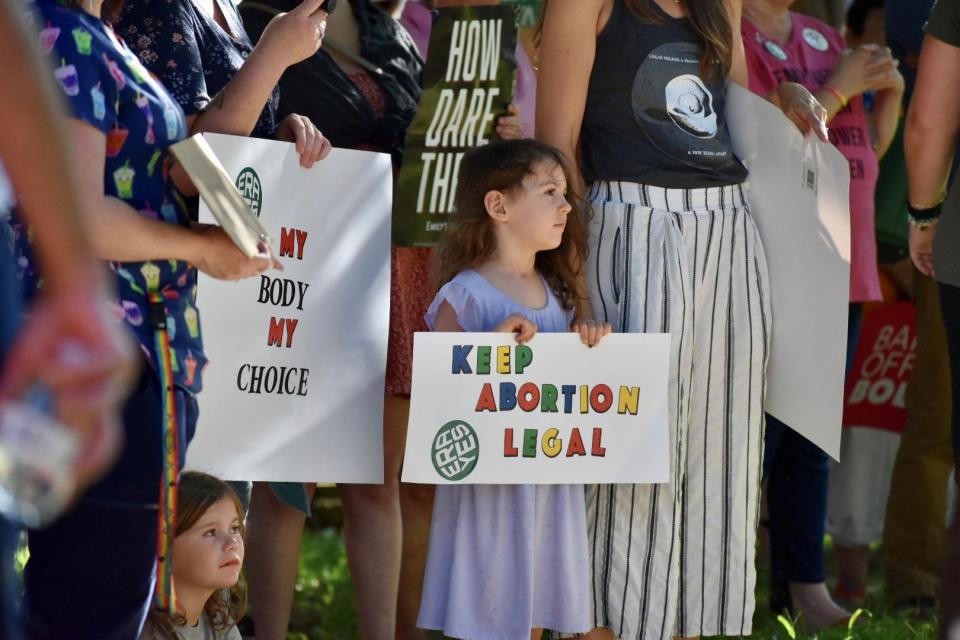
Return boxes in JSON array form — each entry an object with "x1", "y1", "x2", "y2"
[{"x1": 0, "y1": 390, "x2": 78, "y2": 528}]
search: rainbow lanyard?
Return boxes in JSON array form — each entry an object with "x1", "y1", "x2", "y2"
[{"x1": 147, "y1": 289, "x2": 180, "y2": 614}]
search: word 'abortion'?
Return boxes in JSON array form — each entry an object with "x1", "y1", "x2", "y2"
[
  {"x1": 452, "y1": 343, "x2": 642, "y2": 459},
  {"x1": 452, "y1": 343, "x2": 640, "y2": 414}
]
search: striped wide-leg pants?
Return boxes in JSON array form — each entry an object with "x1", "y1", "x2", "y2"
[{"x1": 584, "y1": 182, "x2": 771, "y2": 639}]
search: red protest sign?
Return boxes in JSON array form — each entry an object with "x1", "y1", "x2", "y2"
[{"x1": 842, "y1": 302, "x2": 917, "y2": 433}]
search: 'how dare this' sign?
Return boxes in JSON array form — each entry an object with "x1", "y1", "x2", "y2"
[
  {"x1": 402, "y1": 333, "x2": 672, "y2": 484},
  {"x1": 187, "y1": 133, "x2": 392, "y2": 483},
  {"x1": 393, "y1": 5, "x2": 517, "y2": 247}
]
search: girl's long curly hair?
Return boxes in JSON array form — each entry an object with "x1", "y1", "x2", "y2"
[
  {"x1": 436, "y1": 139, "x2": 587, "y2": 310},
  {"x1": 143, "y1": 472, "x2": 247, "y2": 640}
]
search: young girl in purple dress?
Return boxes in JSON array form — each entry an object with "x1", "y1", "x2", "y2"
[{"x1": 417, "y1": 139, "x2": 611, "y2": 640}]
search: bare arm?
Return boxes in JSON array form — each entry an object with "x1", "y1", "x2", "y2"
[
  {"x1": 535, "y1": 0, "x2": 606, "y2": 321},
  {"x1": 904, "y1": 35, "x2": 959, "y2": 206},
  {"x1": 433, "y1": 301, "x2": 466, "y2": 332},
  {"x1": 905, "y1": 34, "x2": 960, "y2": 276},
  {"x1": 69, "y1": 120, "x2": 274, "y2": 279},
  {"x1": 189, "y1": 0, "x2": 325, "y2": 138},
  {"x1": 70, "y1": 122, "x2": 204, "y2": 264},
  {"x1": 811, "y1": 50, "x2": 901, "y2": 156},
  {"x1": 0, "y1": 1, "x2": 137, "y2": 490},
  {"x1": 184, "y1": 51, "x2": 286, "y2": 139},
  {"x1": 727, "y1": 0, "x2": 749, "y2": 88},
  {"x1": 870, "y1": 83, "x2": 904, "y2": 159},
  {"x1": 0, "y1": 5, "x2": 99, "y2": 290},
  {"x1": 535, "y1": 0, "x2": 606, "y2": 194},
  {"x1": 169, "y1": 0, "x2": 329, "y2": 193}
]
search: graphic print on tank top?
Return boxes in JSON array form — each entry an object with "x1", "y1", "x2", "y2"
[{"x1": 631, "y1": 42, "x2": 735, "y2": 170}]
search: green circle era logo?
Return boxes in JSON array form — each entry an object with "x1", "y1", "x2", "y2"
[
  {"x1": 236, "y1": 167, "x2": 262, "y2": 217},
  {"x1": 431, "y1": 420, "x2": 479, "y2": 481}
]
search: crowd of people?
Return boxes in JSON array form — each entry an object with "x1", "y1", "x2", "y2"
[{"x1": 0, "y1": 0, "x2": 957, "y2": 639}]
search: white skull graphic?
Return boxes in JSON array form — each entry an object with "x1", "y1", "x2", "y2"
[{"x1": 664, "y1": 74, "x2": 717, "y2": 139}]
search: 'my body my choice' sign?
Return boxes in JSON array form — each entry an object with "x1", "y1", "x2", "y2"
[
  {"x1": 188, "y1": 133, "x2": 391, "y2": 483},
  {"x1": 402, "y1": 333, "x2": 672, "y2": 484}
]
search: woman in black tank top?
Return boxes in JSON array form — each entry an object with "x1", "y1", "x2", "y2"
[{"x1": 537, "y1": 2, "x2": 826, "y2": 639}]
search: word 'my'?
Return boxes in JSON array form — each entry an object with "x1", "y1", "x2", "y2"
[{"x1": 278, "y1": 227, "x2": 308, "y2": 260}]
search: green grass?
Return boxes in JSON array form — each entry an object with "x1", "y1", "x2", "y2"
[
  {"x1": 744, "y1": 608, "x2": 936, "y2": 639},
  {"x1": 742, "y1": 596, "x2": 936, "y2": 639},
  {"x1": 7, "y1": 498, "x2": 936, "y2": 638},
  {"x1": 286, "y1": 528, "x2": 939, "y2": 640},
  {"x1": 286, "y1": 528, "x2": 358, "y2": 640},
  {"x1": 12, "y1": 521, "x2": 937, "y2": 639}
]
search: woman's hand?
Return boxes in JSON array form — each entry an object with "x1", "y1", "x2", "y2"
[
  {"x1": 0, "y1": 285, "x2": 137, "y2": 492},
  {"x1": 774, "y1": 83, "x2": 829, "y2": 142},
  {"x1": 277, "y1": 114, "x2": 332, "y2": 168},
  {"x1": 829, "y1": 44, "x2": 892, "y2": 99},
  {"x1": 909, "y1": 223, "x2": 937, "y2": 277},
  {"x1": 495, "y1": 313, "x2": 538, "y2": 344},
  {"x1": 256, "y1": 0, "x2": 328, "y2": 69},
  {"x1": 495, "y1": 104, "x2": 523, "y2": 141},
  {"x1": 868, "y1": 49, "x2": 905, "y2": 95},
  {"x1": 571, "y1": 319, "x2": 612, "y2": 348},
  {"x1": 189, "y1": 224, "x2": 280, "y2": 280}
]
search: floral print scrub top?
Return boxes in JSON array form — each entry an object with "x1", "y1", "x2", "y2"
[{"x1": 21, "y1": 0, "x2": 207, "y2": 393}]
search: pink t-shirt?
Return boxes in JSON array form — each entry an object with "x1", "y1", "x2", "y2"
[{"x1": 742, "y1": 13, "x2": 881, "y2": 303}]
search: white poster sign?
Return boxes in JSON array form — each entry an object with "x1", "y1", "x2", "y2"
[
  {"x1": 402, "y1": 332, "x2": 672, "y2": 484},
  {"x1": 726, "y1": 84, "x2": 852, "y2": 460},
  {"x1": 187, "y1": 133, "x2": 391, "y2": 482}
]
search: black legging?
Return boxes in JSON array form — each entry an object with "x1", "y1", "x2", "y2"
[{"x1": 941, "y1": 282, "x2": 960, "y2": 469}]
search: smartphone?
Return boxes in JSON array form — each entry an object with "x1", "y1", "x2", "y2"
[{"x1": 321, "y1": 0, "x2": 337, "y2": 12}]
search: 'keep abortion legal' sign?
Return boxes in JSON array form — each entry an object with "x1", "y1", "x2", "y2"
[
  {"x1": 402, "y1": 333, "x2": 672, "y2": 484},
  {"x1": 187, "y1": 134, "x2": 391, "y2": 483},
  {"x1": 393, "y1": 6, "x2": 517, "y2": 247}
]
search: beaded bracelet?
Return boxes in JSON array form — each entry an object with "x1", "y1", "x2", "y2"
[
  {"x1": 908, "y1": 202, "x2": 942, "y2": 229},
  {"x1": 822, "y1": 83, "x2": 849, "y2": 109}
]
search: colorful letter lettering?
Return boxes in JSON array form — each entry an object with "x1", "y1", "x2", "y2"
[
  {"x1": 542, "y1": 428, "x2": 562, "y2": 458},
  {"x1": 475, "y1": 383, "x2": 497, "y2": 412},
  {"x1": 452, "y1": 345, "x2": 473, "y2": 374}
]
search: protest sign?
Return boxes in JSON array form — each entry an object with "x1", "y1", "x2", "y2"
[
  {"x1": 393, "y1": 5, "x2": 517, "y2": 247},
  {"x1": 402, "y1": 333, "x2": 671, "y2": 484},
  {"x1": 170, "y1": 134, "x2": 271, "y2": 258},
  {"x1": 186, "y1": 133, "x2": 391, "y2": 483},
  {"x1": 843, "y1": 302, "x2": 916, "y2": 433},
  {"x1": 726, "y1": 84, "x2": 852, "y2": 460}
]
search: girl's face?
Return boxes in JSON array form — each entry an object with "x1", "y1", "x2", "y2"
[
  {"x1": 172, "y1": 497, "x2": 244, "y2": 590},
  {"x1": 498, "y1": 160, "x2": 572, "y2": 251}
]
